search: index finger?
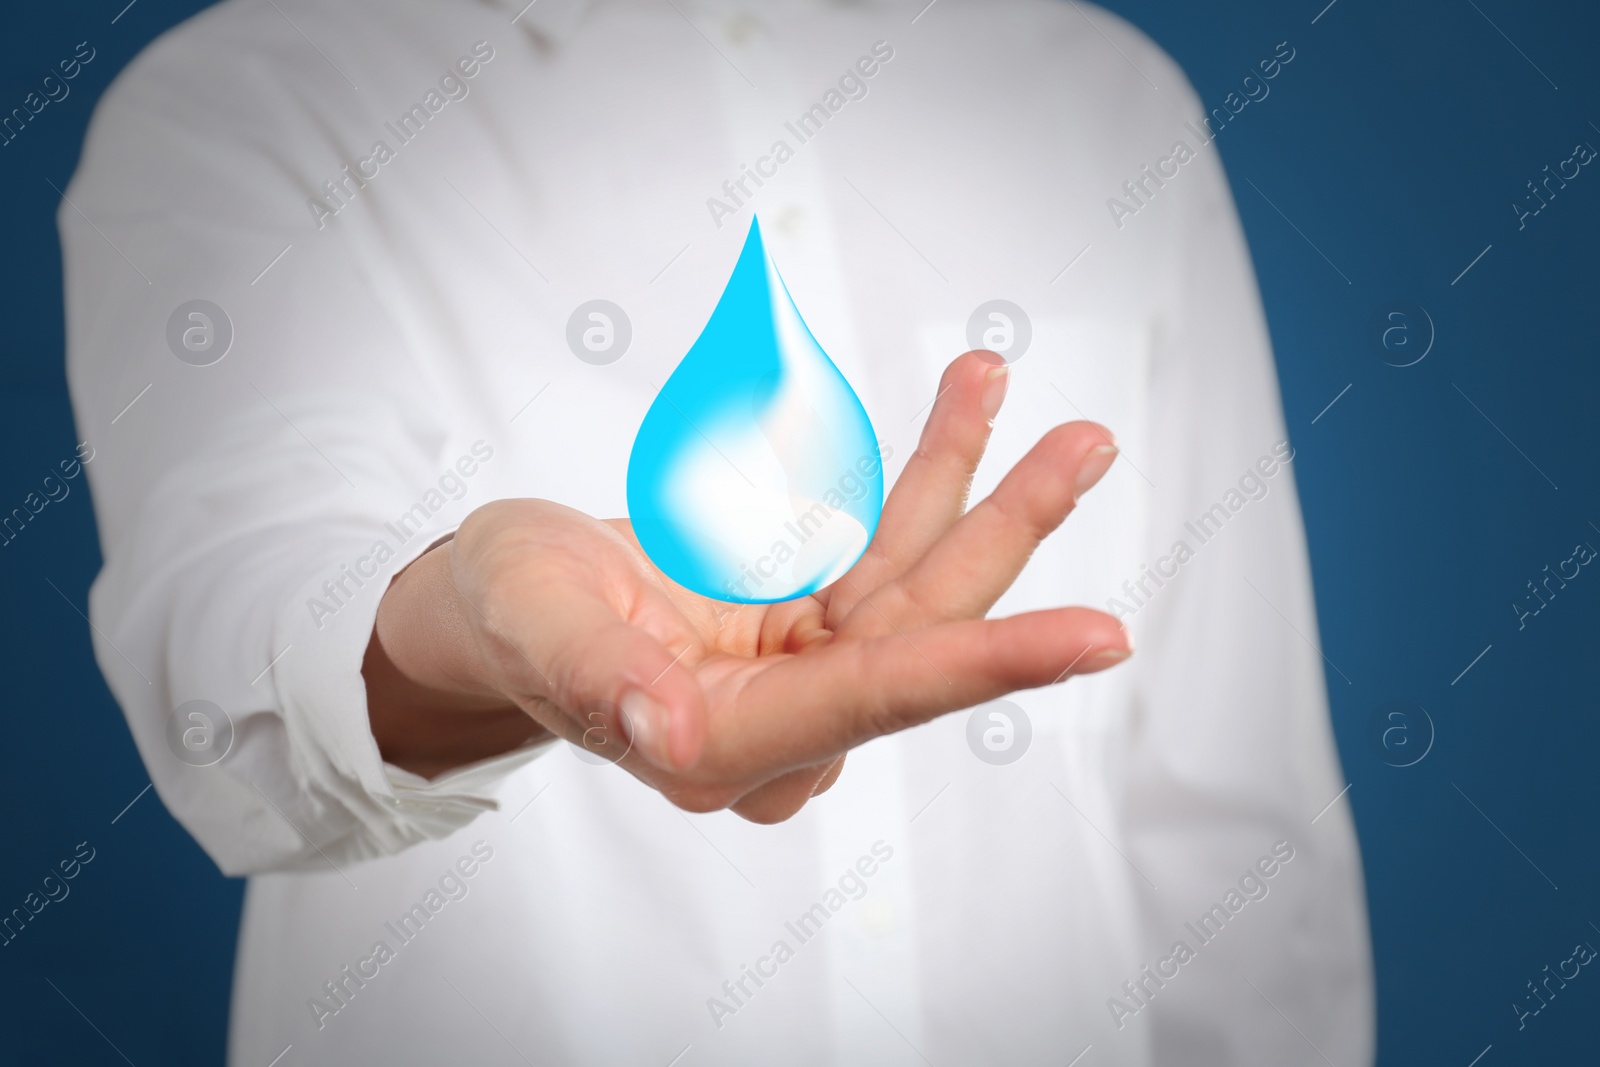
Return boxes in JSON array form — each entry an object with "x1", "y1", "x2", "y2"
[{"x1": 826, "y1": 351, "x2": 1007, "y2": 625}]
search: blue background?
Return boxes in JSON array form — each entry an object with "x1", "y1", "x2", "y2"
[{"x1": 1, "y1": 1, "x2": 1595, "y2": 1063}]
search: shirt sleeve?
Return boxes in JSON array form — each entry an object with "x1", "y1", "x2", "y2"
[
  {"x1": 1104, "y1": 27, "x2": 1377, "y2": 1066},
  {"x1": 59, "y1": 15, "x2": 553, "y2": 877}
]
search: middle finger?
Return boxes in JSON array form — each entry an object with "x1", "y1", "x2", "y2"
[
  {"x1": 826, "y1": 350, "x2": 1008, "y2": 626},
  {"x1": 841, "y1": 420, "x2": 1118, "y2": 634}
]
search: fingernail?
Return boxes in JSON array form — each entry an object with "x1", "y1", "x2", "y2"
[
  {"x1": 1083, "y1": 647, "x2": 1132, "y2": 670},
  {"x1": 981, "y1": 364, "x2": 1010, "y2": 420},
  {"x1": 620, "y1": 690, "x2": 674, "y2": 769},
  {"x1": 1073, "y1": 444, "x2": 1119, "y2": 500}
]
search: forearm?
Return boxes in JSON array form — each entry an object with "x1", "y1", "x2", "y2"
[{"x1": 365, "y1": 540, "x2": 549, "y2": 778}]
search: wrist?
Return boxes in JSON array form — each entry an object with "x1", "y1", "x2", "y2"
[
  {"x1": 365, "y1": 540, "x2": 544, "y2": 777},
  {"x1": 374, "y1": 539, "x2": 504, "y2": 703}
]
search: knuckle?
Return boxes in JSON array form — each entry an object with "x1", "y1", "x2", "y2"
[
  {"x1": 887, "y1": 580, "x2": 940, "y2": 628},
  {"x1": 850, "y1": 685, "x2": 903, "y2": 743},
  {"x1": 983, "y1": 490, "x2": 1056, "y2": 546}
]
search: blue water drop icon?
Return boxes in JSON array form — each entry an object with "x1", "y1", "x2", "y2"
[{"x1": 628, "y1": 219, "x2": 884, "y2": 604}]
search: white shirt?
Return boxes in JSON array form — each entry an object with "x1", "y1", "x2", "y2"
[{"x1": 61, "y1": 0, "x2": 1373, "y2": 1063}]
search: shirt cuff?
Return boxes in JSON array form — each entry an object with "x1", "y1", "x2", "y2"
[{"x1": 267, "y1": 523, "x2": 555, "y2": 869}]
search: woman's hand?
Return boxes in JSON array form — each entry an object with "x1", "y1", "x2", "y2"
[{"x1": 365, "y1": 351, "x2": 1130, "y2": 822}]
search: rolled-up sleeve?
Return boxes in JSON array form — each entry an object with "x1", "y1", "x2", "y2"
[{"x1": 60, "y1": 17, "x2": 548, "y2": 876}]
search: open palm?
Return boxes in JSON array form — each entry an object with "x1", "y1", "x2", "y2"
[{"x1": 382, "y1": 352, "x2": 1130, "y2": 823}]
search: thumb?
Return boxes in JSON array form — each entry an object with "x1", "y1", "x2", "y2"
[{"x1": 528, "y1": 599, "x2": 709, "y2": 773}]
